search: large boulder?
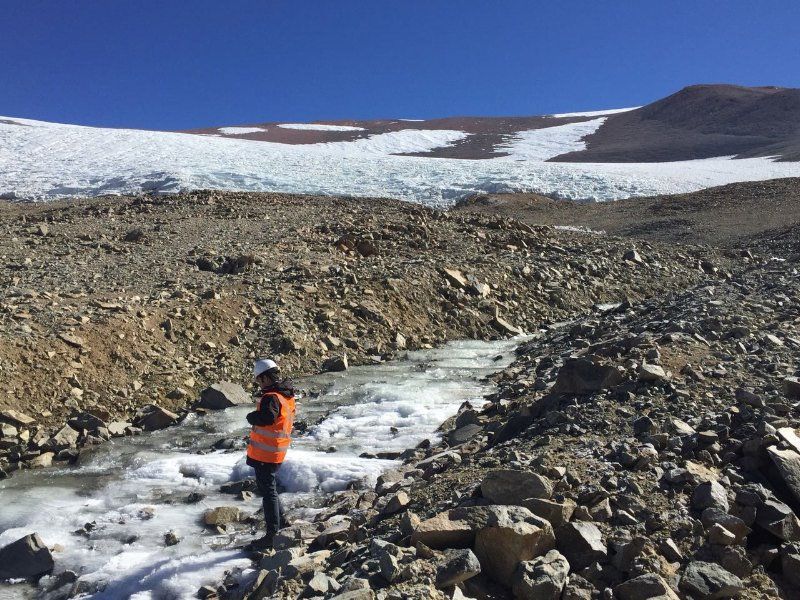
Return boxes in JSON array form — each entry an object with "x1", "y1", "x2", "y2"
[
  {"x1": 511, "y1": 549, "x2": 570, "y2": 600},
  {"x1": 678, "y1": 561, "x2": 743, "y2": 599},
  {"x1": 435, "y1": 549, "x2": 481, "y2": 588},
  {"x1": 767, "y1": 447, "x2": 800, "y2": 504},
  {"x1": 556, "y1": 522, "x2": 607, "y2": 570},
  {"x1": 614, "y1": 573, "x2": 679, "y2": 600},
  {"x1": 196, "y1": 382, "x2": 251, "y2": 410},
  {"x1": 481, "y1": 469, "x2": 553, "y2": 504},
  {"x1": 46, "y1": 425, "x2": 80, "y2": 450},
  {"x1": 473, "y1": 506, "x2": 556, "y2": 583},
  {"x1": 0, "y1": 533, "x2": 54, "y2": 580},
  {"x1": 134, "y1": 404, "x2": 178, "y2": 431},
  {"x1": 552, "y1": 358, "x2": 623, "y2": 395},
  {"x1": 521, "y1": 498, "x2": 576, "y2": 528}
]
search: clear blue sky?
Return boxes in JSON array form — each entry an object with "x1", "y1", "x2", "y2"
[{"x1": 2, "y1": 1, "x2": 799, "y2": 129}]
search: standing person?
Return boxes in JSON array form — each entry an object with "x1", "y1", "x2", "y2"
[{"x1": 245, "y1": 358, "x2": 296, "y2": 550}]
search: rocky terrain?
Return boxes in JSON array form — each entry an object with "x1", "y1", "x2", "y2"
[
  {"x1": 1, "y1": 185, "x2": 799, "y2": 599},
  {"x1": 455, "y1": 178, "x2": 800, "y2": 248}
]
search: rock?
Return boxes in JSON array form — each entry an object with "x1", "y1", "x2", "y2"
[
  {"x1": 700, "y1": 508, "x2": 749, "y2": 543},
  {"x1": 436, "y1": 549, "x2": 481, "y2": 588},
  {"x1": 556, "y1": 522, "x2": 607, "y2": 570},
  {"x1": 480, "y1": 469, "x2": 553, "y2": 504},
  {"x1": 28, "y1": 452, "x2": 55, "y2": 468},
  {"x1": 447, "y1": 423, "x2": 484, "y2": 446},
  {"x1": 379, "y1": 552, "x2": 401, "y2": 583},
  {"x1": 708, "y1": 523, "x2": 736, "y2": 546},
  {"x1": 0, "y1": 409, "x2": 35, "y2": 426},
  {"x1": 491, "y1": 315, "x2": 523, "y2": 336},
  {"x1": 623, "y1": 249, "x2": 643, "y2": 264},
  {"x1": 68, "y1": 411, "x2": 106, "y2": 432},
  {"x1": 614, "y1": 573, "x2": 679, "y2": 600},
  {"x1": 58, "y1": 333, "x2": 86, "y2": 349},
  {"x1": 443, "y1": 268, "x2": 468, "y2": 288},
  {"x1": 679, "y1": 561, "x2": 744, "y2": 599},
  {"x1": 330, "y1": 590, "x2": 376, "y2": 600},
  {"x1": 473, "y1": 506, "x2": 556, "y2": 582},
  {"x1": 164, "y1": 530, "x2": 181, "y2": 546},
  {"x1": 0, "y1": 533, "x2": 54, "y2": 579},
  {"x1": 784, "y1": 377, "x2": 800, "y2": 399},
  {"x1": 322, "y1": 355, "x2": 348, "y2": 372},
  {"x1": 553, "y1": 358, "x2": 623, "y2": 395},
  {"x1": 638, "y1": 363, "x2": 669, "y2": 382},
  {"x1": 259, "y1": 548, "x2": 306, "y2": 571},
  {"x1": 692, "y1": 480, "x2": 730, "y2": 512},
  {"x1": 196, "y1": 585, "x2": 217, "y2": 599},
  {"x1": 767, "y1": 447, "x2": 800, "y2": 504},
  {"x1": 511, "y1": 549, "x2": 570, "y2": 600},
  {"x1": 46, "y1": 424, "x2": 80, "y2": 450},
  {"x1": 203, "y1": 506, "x2": 243, "y2": 526},
  {"x1": 781, "y1": 546, "x2": 800, "y2": 587},
  {"x1": 755, "y1": 497, "x2": 800, "y2": 541},
  {"x1": 521, "y1": 497, "x2": 576, "y2": 527},
  {"x1": 107, "y1": 421, "x2": 130, "y2": 436},
  {"x1": 382, "y1": 491, "x2": 410, "y2": 516},
  {"x1": 305, "y1": 571, "x2": 339, "y2": 596},
  {"x1": 134, "y1": 404, "x2": 178, "y2": 431},
  {"x1": 196, "y1": 382, "x2": 251, "y2": 410}
]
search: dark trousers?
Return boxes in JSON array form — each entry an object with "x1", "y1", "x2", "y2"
[{"x1": 253, "y1": 462, "x2": 282, "y2": 534}]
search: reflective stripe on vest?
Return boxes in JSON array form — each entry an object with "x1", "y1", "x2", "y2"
[{"x1": 246, "y1": 391, "x2": 295, "y2": 464}]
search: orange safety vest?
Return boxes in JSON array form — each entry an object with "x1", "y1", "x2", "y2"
[{"x1": 246, "y1": 391, "x2": 295, "y2": 464}]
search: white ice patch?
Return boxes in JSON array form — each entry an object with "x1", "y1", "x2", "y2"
[
  {"x1": 278, "y1": 123, "x2": 366, "y2": 131},
  {"x1": 217, "y1": 127, "x2": 267, "y2": 135},
  {"x1": 499, "y1": 118, "x2": 606, "y2": 161},
  {"x1": 278, "y1": 450, "x2": 395, "y2": 493},
  {"x1": 548, "y1": 107, "x2": 639, "y2": 118},
  {"x1": 1, "y1": 115, "x2": 798, "y2": 205}
]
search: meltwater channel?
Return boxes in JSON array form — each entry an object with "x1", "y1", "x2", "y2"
[{"x1": 0, "y1": 338, "x2": 521, "y2": 599}]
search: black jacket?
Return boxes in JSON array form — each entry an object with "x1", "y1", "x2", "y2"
[{"x1": 246, "y1": 380, "x2": 295, "y2": 427}]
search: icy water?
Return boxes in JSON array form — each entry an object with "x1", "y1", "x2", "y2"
[{"x1": 0, "y1": 339, "x2": 520, "y2": 599}]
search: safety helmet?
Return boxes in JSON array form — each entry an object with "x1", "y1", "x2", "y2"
[{"x1": 253, "y1": 358, "x2": 279, "y2": 378}]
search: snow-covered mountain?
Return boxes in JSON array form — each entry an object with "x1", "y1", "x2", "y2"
[{"x1": 2, "y1": 85, "x2": 799, "y2": 205}]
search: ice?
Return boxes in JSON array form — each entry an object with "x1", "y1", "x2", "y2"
[
  {"x1": 0, "y1": 338, "x2": 519, "y2": 598},
  {"x1": 498, "y1": 118, "x2": 605, "y2": 160},
  {"x1": 1, "y1": 115, "x2": 798, "y2": 205},
  {"x1": 548, "y1": 107, "x2": 639, "y2": 118},
  {"x1": 216, "y1": 127, "x2": 267, "y2": 135},
  {"x1": 277, "y1": 123, "x2": 366, "y2": 131}
]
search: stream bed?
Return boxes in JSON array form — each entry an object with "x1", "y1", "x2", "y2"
[{"x1": 0, "y1": 338, "x2": 520, "y2": 599}]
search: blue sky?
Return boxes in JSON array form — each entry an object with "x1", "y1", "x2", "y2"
[{"x1": 2, "y1": 1, "x2": 798, "y2": 129}]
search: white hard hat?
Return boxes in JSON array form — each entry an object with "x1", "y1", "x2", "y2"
[{"x1": 253, "y1": 358, "x2": 279, "y2": 378}]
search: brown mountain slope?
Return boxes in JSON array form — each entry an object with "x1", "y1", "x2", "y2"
[{"x1": 553, "y1": 84, "x2": 800, "y2": 162}]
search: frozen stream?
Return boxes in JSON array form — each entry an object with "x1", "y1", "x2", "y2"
[{"x1": 0, "y1": 338, "x2": 520, "y2": 599}]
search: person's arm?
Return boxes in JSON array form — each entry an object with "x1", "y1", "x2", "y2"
[{"x1": 246, "y1": 395, "x2": 281, "y2": 426}]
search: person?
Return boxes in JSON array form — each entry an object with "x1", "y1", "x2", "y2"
[{"x1": 245, "y1": 358, "x2": 296, "y2": 550}]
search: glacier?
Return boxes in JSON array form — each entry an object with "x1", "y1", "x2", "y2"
[{"x1": 1, "y1": 115, "x2": 798, "y2": 206}]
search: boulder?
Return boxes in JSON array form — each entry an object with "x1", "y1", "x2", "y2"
[
  {"x1": 783, "y1": 377, "x2": 800, "y2": 399},
  {"x1": 203, "y1": 506, "x2": 243, "y2": 526},
  {"x1": 767, "y1": 447, "x2": 800, "y2": 504},
  {"x1": 614, "y1": 573, "x2": 679, "y2": 600},
  {"x1": 692, "y1": 480, "x2": 730, "y2": 512},
  {"x1": 481, "y1": 469, "x2": 553, "y2": 504},
  {"x1": 473, "y1": 506, "x2": 556, "y2": 582},
  {"x1": 46, "y1": 425, "x2": 80, "y2": 450},
  {"x1": 133, "y1": 404, "x2": 178, "y2": 431},
  {"x1": 196, "y1": 382, "x2": 251, "y2": 410},
  {"x1": 678, "y1": 561, "x2": 743, "y2": 599},
  {"x1": 700, "y1": 508, "x2": 749, "y2": 543},
  {"x1": 447, "y1": 423, "x2": 484, "y2": 446},
  {"x1": 436, "y1": 548, "x2": 481, "y2": 588},
  {"x1": 521, "y1": 497, "x2": 576, "y2": 527},
  {"x1": 0, "y1": 409, "x2": 35, "y2": 426},
  {"x1": 322, "y1": 355, "x2": 348, "y2": 372},
  {"x1": 0, "y1": 533, "x2": 54, "y2": 579},
  {"x1": 638, "y1": 363, "x2": 669, "y2": 382},
  {"x1": 68, "y1": 411, "x2": 107, "y2": 432},
  {"x1": 511, "y1": 549, "x2": 569, "y2": 600},
  {"x1": 411, "y1": 511, "x2": 476, "y2": 549},
  {"x1": 382, "y1": 491, "x2": 410, "y2": 516},
  {"x1": 553, "y1": 358, "x2": 623, "y2": 395},
  {"x1": 491, "y1": 315, "x2": 523, "y2": 336},
  {"x1": 442, "y1": 268, "x2": 468, "y2": 288},
  {"x1": 556, "y1": 522, "x2": 607, "y2": 570},
  {"x1": 755, "y1": 497, "x2": 800, "y2": 541}
]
